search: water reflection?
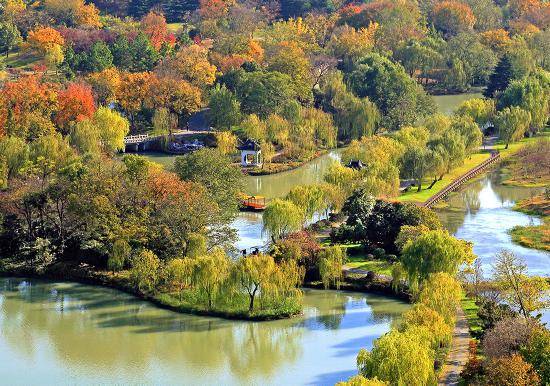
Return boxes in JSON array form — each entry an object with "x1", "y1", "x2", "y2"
[
  {"x1": 437, "y1": 172, "x2": 548, "y2": 276},
  {"x1": 0, "y1": 278, "x2": 408, "y2": 385}
]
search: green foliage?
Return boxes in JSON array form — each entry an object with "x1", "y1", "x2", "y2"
[
  {"x1": 263, "y1": 198, "x2": 304, "y2": 241},
  {"x1": 418, "y1": 272, "x2": 462, "y2": 324},
  {"x1": 357, "y1": 328, "x2": 435, "y2": 386},
  {"x1": 174, "y1": 148, "x2": 243, "y2": 222},
  {"x1": 494, "y1": 106, "x2": 531, "y2": 148},
  {"x1": 520, "y1": 327, "x2": 550, "y2": 384},
  {"x1": 318, "y1": 245, "x2": 345, "y2": 289},
  {"x1": 207, "y1": 84, "x2": 241, "y2": 130},
  {"x1": 131, "y1": 249, "x2": 160, "y2": 293},
  {"x1": 0, "y1": 21, "x2": 21, "y2": 57},
  {"x1": 401, "y1": 304, "x2": 453, "y2": 349},
  {"x1": 186, "y1": 233, "x2": 207, "y2": 258},
  {"x1": 348, "y1": 53, "x2": 435, "y2": 129},
  {"x1": 108, "y1": 239, "x2": 131, "y2": 272},
  {"x1": 400, "y1": 229, "x2": 474, "y2": 289}
]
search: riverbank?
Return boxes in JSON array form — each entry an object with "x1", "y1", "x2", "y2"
[
  {"x1": 399, "y1": 133, "x2": 549, "y2": 203},
  {"x1": 0, "y1": 260, "x2": 301, "y2": 321},
  {"x1": 509, "y1": 193, "x2": 550, "y2": 252},
  {"x1": 244, "y1": 149, "x2": 330, "y2": 176}
]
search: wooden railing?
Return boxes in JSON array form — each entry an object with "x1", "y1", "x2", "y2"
[
  {"x1": 423, "y1": 151, "x2": 501, "y2": 208},
  {"x1": 124, "y1": 134, "x2": 151, "y2": 144}
]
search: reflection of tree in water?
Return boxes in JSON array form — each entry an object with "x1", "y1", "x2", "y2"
[
  {"x1": 0, "y1": 278, "x2": 304, "y2": 382},
  {"x1": 224, "y1": 322, "x2": 303, "y2": 380}
]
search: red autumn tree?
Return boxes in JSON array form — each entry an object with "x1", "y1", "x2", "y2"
[
  {"x1": 140, "y1": 11, "x2": 173, "y2": 50},
  {"x1": 199, "y1": 0, "x2": 235, "y2": 19},
  {"x1": 55, "y1": 83, "x2": 96, "y2": 131}
]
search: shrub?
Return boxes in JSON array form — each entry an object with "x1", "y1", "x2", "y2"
[
  {"x1": 108, "y1": 239, "x2": 131, "y2": 272},
  {"x1": 520, "y1": 327, "x2": 550, "y2": 384},
  {"x1": 482, "y1": 317, "x2": 539, "y2": 359},
  {"x1": 130, "y1": 249, "x2": 160, "y2": 293},
  {"x1": 485, "y1": 354, "x2": 540, "y2": 386},
  {"x1": 372, "y1": 248, "x2": 385, "y2": 259}
]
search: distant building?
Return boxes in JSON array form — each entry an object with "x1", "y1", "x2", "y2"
[{"x1": 238, "y1": 139, "x2": 262, "y2": 167}]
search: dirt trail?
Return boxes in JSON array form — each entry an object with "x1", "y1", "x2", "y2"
[{"x1": 438, "y1": 307, "x2": 470, "y2": 385}]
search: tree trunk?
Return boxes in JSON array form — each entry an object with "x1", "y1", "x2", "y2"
[
  {"x1": 427, "y1": 177, "x2": 438, "y2": 189},
  {"x1": 248, "y1": 287, "x2": 257, "y2": 312},
  {"x1": 416, "y1": 179, "x2": 422, "y2": 192},
  {"x1": 505, "y1": 142, "x2": 509, "y2": 149}
]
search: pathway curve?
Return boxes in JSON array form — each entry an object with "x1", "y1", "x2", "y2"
[{"x1": 438, "y1": 307, "x2": 470, "y2": 385}]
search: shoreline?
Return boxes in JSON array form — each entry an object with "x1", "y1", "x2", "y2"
[{"x1": 0, "y1": 260, "x2": 409, "y2": 321}]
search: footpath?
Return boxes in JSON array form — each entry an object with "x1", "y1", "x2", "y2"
[{"x1": 438, "y1": 307, "x2": 470, "y2": 385}]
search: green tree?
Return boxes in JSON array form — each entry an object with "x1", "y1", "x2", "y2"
[
  {"x1": 357, "y1": 328, "x2": 435, "y2": 386},
  {"x1": 108, "y1": 239, "x2": 131, "y2": 272},
  {"x1": 207, "y1": 84, "x2": 241, "y2": 130},
  {"x1": 418, "y1": 272, "x2": 463, "y2": 324},
  {"x1": 498, "y1": 72, "x2": 550, "y2": 133},
  {"x1": 165, "y1": 258, "x2": 193, "y2": 300},
  {"x1": 85, "y1": 41, "x2": 113, "y2": 72},
  {"x1": 484, "y1": 55, "x2": 513, "y2": 98},
  {"x1": 455, "y1": 98, "x2": 495, "y2": 127},
  {"x1": 494, "y1": 106, "x2": 531, "y2": 149},
  {"x1": 348, "y1": 53, "x2": 435, "y2": 129},
  {"x1": 451, "y1": 114, "x2": 483, "y2": 156},
  {"x1": 318, "y1": 246, "x2": 345, "y2": 289},
  {"x1": 400, "y1": 229, "x2": 474, "y2": 289},
  {"x1": 0, "y1": 136, "x2": 28, "y2": 179},
  {"x1": 174, "y1": 149, "x2": 243, "y2": 222},
  {"x1": 263, "y1": 199, "x2": 304, "y2": 241},
  {"x1": 0, "y1": 21, "x2": 21, "y2": 57},
  {"x1": 92, "y1": 107, "x2": 130, "y2": 154},
  {"x1": 130, "y1": 249, "x2": 160, "y2": 293},
  {"x1": 400, "y1": 304, "x2": 453, "y2": 349},
  {"x1": 192, "y1": 249, "x2": 230, "y2": 309},
  {"x1": 493, "y1": 250, "x2": 550, "y2": 318},
  {"x1": 521, "y1": 327, "x2": 550, "y2": 384}
]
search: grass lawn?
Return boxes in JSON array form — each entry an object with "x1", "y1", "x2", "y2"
[
  {"x1": 398, "y1": 151, "x2": 492, "y2": 203},
  {"x1": 167, "y1": 23, "x2": 184, "y2": 33},
  {"x1": 510, "y1": 222, "x2": 550, "y2": 252},
  {"x1": 461, "y1": 295, "x2": 483, "y2": 336},
  {"x1": 345, "y1": 255, "x2": 394, "y2": 276},
  {"x1": 1, "y1": 50, "x2": 41, "y2": 70},
  {"x1": 398, "y1": 131, "x2": 550, "y2": 204}
]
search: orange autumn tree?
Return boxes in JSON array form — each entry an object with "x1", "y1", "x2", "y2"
[
  {"x1": 55, "y1": 83, "x2": 96, "y2": 132},
  {"x1": 140, "y1": 11, "x2": 174, "y2": 50},
  {"x1": 155, "y1": 44, "x2": 216, "y2": 88},
  {"x1": 480, "y1": 29, "x2": 512, "y2": 51},
  {"x1": 26, "y1": 26, "x2": 64, "y2": 56},
  {"x1": 432, "y1": 1, "x2": 476, "y2": 37},
  {"x1": 117, "y1": 72, "x2": 155, "y2": 125},
  {"x1": 0, "y1": 75, "x2": 58, "y2": 139}
]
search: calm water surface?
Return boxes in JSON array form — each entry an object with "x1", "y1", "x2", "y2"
[
  {"x1": 0, "y1": 278, "x2": 408, "y2": 385},
  {"x1": 432, "y1": 93, "x2": 483, "y2": 115}
]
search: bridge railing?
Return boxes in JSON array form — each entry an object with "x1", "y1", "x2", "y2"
[
  {"x1": 424, "y1": 151, "x2": 501, "y2": 208},
  {"x1": 124, "y1": 134, "x2": 150, "y2": 144}
]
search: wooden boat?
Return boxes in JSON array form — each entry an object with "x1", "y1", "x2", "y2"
[{"x1": 240, "y1": 195, "x2": 267, "y2": 211}]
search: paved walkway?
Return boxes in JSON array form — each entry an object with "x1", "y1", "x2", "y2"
[{"x1": 438, "y1": 307, "x2": 470, "y2": 385}]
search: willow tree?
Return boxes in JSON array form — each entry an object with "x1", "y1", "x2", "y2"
[
  {"x1": 400, "y1": 229, "x2": 475, "y2": 289},
  {"x1": 494, "y1": 106, "x2": 531, "y2": 149},
  {"x1": 263, "y1": 199, "x2": 304, "y2": 241},
  {"x1": 165, "y1": 258, "x2": 194, "y2": 300},
  {"x1": 108, "y1": 239, "x2": 131, "y2": 272},
  {"x1": 418, "y1": 272, "x2": 462, "y2": 325},
  {"x1": 286, "y1": 184, "x2": 327, "y2": 221},
  {"x1": 400, "y1": 304, "x2": 453, "y2": 349},
  {"x1": 234, "y1": 253, "x2": 303, "y2": 312},
  {"x1": 357, "y1": 328, "x2": 435, "y2": 385},
  {"x1": 318, "y1": 246, "x2": 345, "y2": 289},
  {"x1": 130, "y1": 249, "x2": 160, "y2": 293},
  {"x1": 191, "y1": 249, "x2": 230, "y2": 309}
]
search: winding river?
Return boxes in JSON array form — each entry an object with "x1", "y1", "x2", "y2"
[{"x1": 1, "y1": 93, "x2": 547, "y2": 384}]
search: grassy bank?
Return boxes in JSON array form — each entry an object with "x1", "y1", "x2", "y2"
[
  {"x1": 461, "y1": 295, "x2": 483, "y2": 337},
  {"x1": 510, "y1": 224, "x2": 550, "y2": 251},
  {"x1": 399, "y1": 132, "x2": 550, "y2": 203},
  {"x1": 0, "y1": 260, "x2": 301, "y2": 321}
]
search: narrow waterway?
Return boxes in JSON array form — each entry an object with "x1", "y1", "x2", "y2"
[{"x1": 0, "y1": 278, "x2": 408, "y2": 385}]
